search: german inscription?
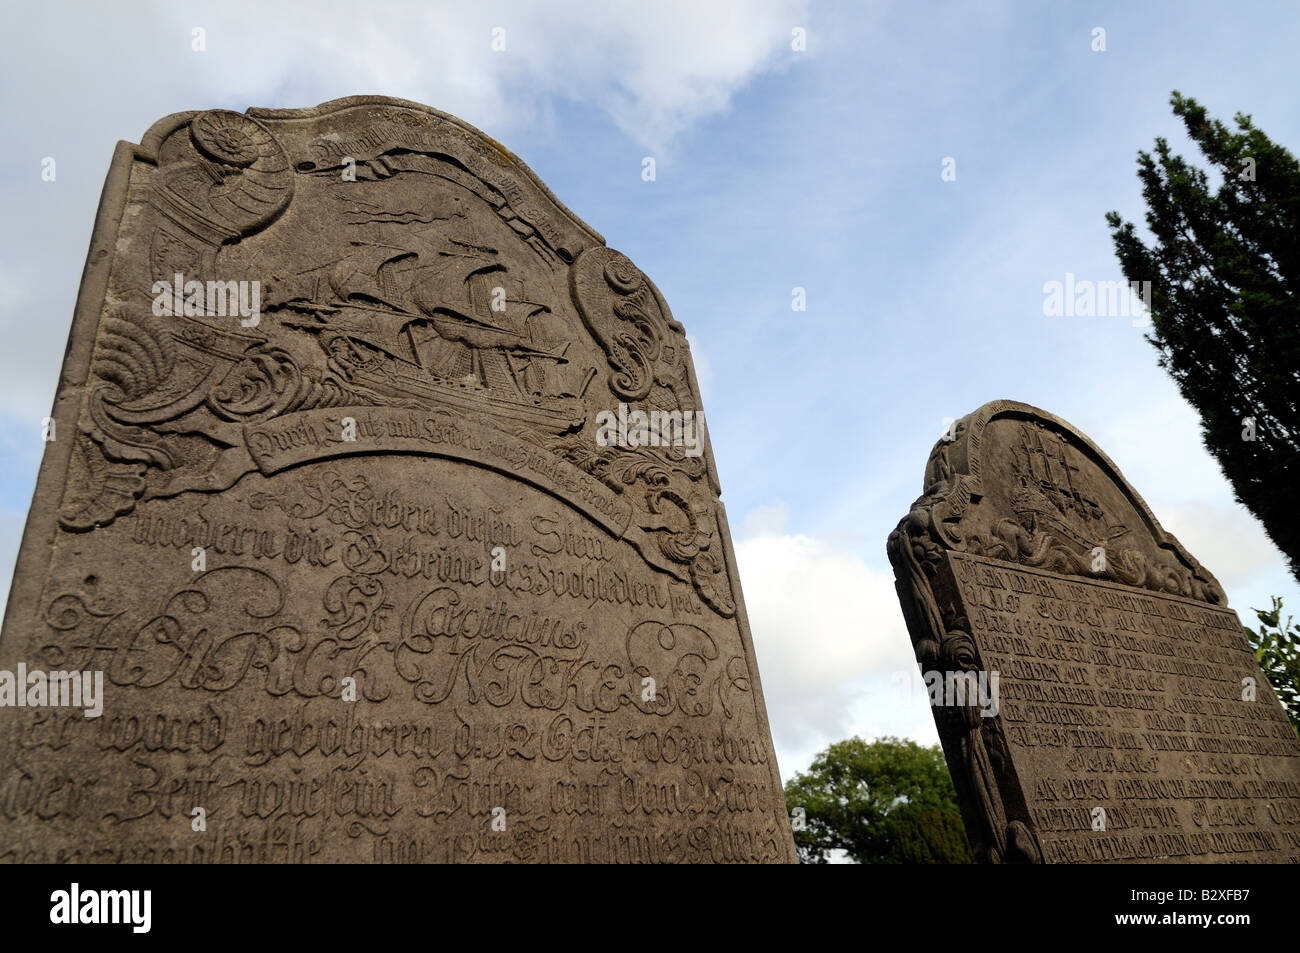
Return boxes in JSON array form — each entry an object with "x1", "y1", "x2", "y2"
[
  {"x1": 0, "y1": 97, "x2": 794, "y2": 863},
  {"x1": 888, "y1": 400, "x2": 1300, "y2": 863}
]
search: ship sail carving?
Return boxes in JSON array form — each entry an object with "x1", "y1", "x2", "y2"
[
  {"x1": 268, "y1": 219, "x2": 589, "y2": 435},
  {"x1": 1010, "y1": 423, "x2": 1127, "y2": 550}
]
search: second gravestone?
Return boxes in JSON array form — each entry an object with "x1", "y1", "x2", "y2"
[
  {"x1": 0, "y1": 97, "x2": 795, "y2": 863},
  {"x1": 889, "y1": 399, "x2": 1300, "y2": 863}
]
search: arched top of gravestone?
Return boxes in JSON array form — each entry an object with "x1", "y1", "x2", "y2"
[
  {"x1": 901, "y1": 399, "x2": 1225, "y2": 606},
  {"x1": 57, "y1": 96, "x2": 735, "y2": 617},
  {"x1": 133, "y1": 95, "x2": 604, "y2": 257}
]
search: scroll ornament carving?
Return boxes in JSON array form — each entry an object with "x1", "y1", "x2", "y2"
[{"x1": 567, "y1": 247, "x2": 733, "y2": 617}]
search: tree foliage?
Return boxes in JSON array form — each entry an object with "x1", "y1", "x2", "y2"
[
  {"x1": 1246, "y1": 596, "x2": 1300, "y2": 735},
  {"x1": 1106, "y1": 92, "x2": 1300, "y2": 580},
  {"x1": 783, "y1": 736, "x2": 971, "y2": 864}
]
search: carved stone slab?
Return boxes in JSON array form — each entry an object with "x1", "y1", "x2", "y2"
[
  {"x1": 888, "y1": 400, "x2": 1300, "y2": 863},
  {"x1": 0, "y1": 97, "x2": 795, "y2": 863}
]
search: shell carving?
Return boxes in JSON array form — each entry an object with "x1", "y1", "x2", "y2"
[
  {"x1": 193, "y1": 110, "x2": 293, "y2": 232},
  {"x1": 166, "y1": 109, "x2": 294, "y2": 236}
]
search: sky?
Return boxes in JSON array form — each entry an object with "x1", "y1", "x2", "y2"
[{"x1": 1, "y1": 0, "x2": 1297, "y2": 784}]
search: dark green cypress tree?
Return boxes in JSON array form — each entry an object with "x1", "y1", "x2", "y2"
[{"x1": 1106, "y1": 92, "x2": 1299, "y2": 580}]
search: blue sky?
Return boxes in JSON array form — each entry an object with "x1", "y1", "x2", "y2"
[{"x1": 2, "y1": 0, "x2": 1297, "y2": 780}]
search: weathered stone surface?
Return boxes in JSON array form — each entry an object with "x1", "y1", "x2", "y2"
[
  {"x1": 888, "y1": 399, "x2": 1300, "y2": 863},
  {"x1": 0, "y1": 97, "x2": 794, "y2": 863}
]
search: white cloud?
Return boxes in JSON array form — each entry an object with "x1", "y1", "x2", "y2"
[
  {"x1": 0, "y1": 0, "x2": 807, "y2": 419},
  {"x1": 110, "y1": 0, "x2": 808, "y2": 155},
  {"x1": 738, "y1": 499, "x2": 790, "y2": 537},
  {"x1": 0, "y1": 508, "x2": 26, "y2": 622},
  {"x1": 734, "y1": 511, "x2": 935, "y2": 780},
  {"x1": 1151, "y1": 500, "x2": 1282, "y2": 591},
  {"x1": 498, "y1": 1, "x2": 809, "y2": 154}
]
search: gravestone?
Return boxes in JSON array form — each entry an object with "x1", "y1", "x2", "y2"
[
  {"x1": 888, "y1": 399, "x2": 1300, "y2": 863},
  {"x1": 0, "y1": 96, "x2": 795, "y2": 863}
]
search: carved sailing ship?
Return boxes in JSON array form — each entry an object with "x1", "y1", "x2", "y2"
[
  {"x1": 1009, "y1": 423, "x2": 1127, "y2": 550},
  {"x1": 271, "y1": 233, "x2": 591, "y2": 434}
]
